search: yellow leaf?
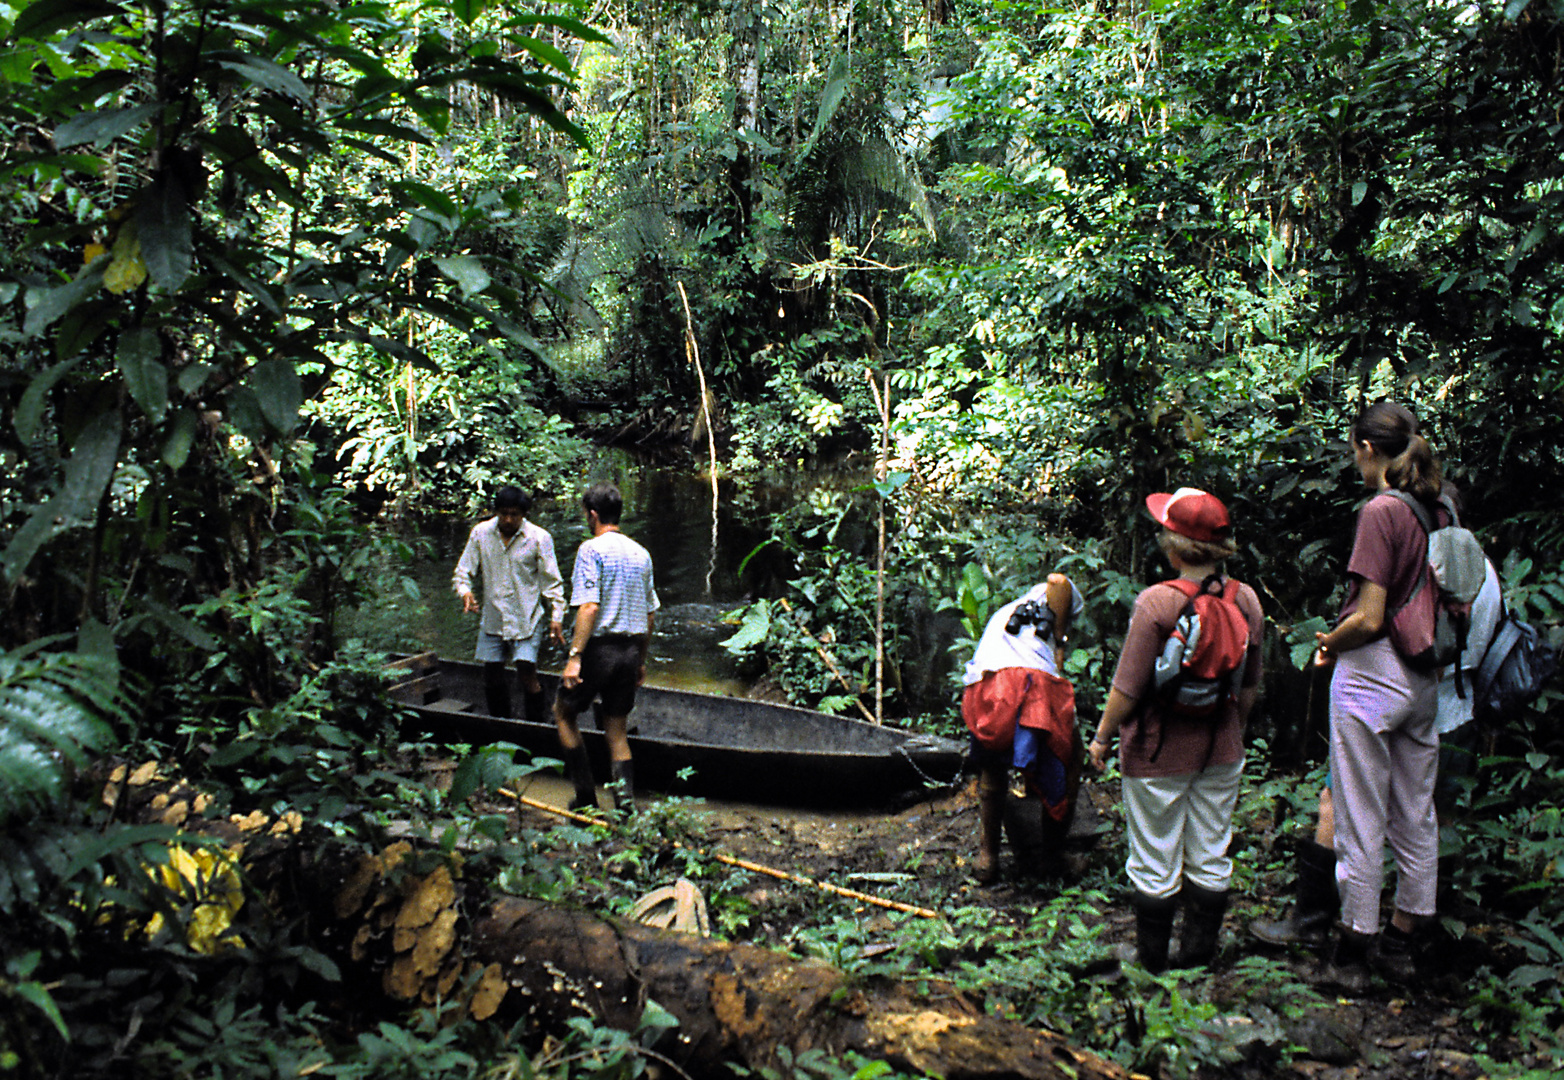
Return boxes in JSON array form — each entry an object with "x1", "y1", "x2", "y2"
[
  {"x1": 104, "y1": 230, "x2": 148, "y2": 295},
  {"x1": 84, "y1": 242, "x2": 106, "y2": 263},
  {"x1": 469, "y1": 963, "x2": 508, "y2": 1021}
]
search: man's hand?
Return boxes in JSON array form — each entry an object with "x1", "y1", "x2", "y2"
[
  {"x1": 562, "y1": 656, "x2": 582, "y2": 689},
  {"x1": 549, "y1": 620, "x2": 565, "y2": 647},
  {"x1": 461, "y1": 591, "x2": 479, "y2": 614},
  {"x1": 1088, "y1": 736, "x2": 1112, "y2": 772}
]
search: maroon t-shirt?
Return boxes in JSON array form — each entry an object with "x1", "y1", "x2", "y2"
[
  {"x1": 1338, "y1": 492, "x2": 1447, "y2": 630},
  {"x1": 1110, "y1": 577, "x2": 1264, "y2": 778}
]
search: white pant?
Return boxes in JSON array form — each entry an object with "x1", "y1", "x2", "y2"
[
  {"x1": 1123, "y1": 759, "x2": 1243, "y2": 898},
  {"x1": 1329, "y1": 638, "x2": 1439, "y2": 933}
]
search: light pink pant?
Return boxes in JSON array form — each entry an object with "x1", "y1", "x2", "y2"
[{"x1": 1329, "y1": 638, "x2": 1439, "y2": 934}]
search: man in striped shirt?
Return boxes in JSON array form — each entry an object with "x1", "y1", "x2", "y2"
[{"x1": 555, "y1": 481, "x2": 659, "y2": 813}]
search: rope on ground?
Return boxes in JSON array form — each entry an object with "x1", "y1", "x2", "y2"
[{"x1": 500, "y1": 788, "x2": 943, "y2": 921}]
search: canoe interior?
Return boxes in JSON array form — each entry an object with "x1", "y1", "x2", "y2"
[{"x1": 391, "y1": 655, "x2": 967, "y2": 807}]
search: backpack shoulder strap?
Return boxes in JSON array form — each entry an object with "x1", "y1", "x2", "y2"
[
  {"x1": 1436, "y1": 493, "x2": 1462, "y2": 528},
  {"x1": 1160, "y1": 578, "x2": 1201, "y2": 600},
  {"x1": 1386, "y1": 489, "x2": 1436, "y2": 534}
]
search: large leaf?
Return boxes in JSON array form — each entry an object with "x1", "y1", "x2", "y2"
[
  {"x1": 434, "y1": 254, "x2": 490, "y2": 298},
  {"x1": 116, "y1": 326, "x2": 168, "y2": 423},
  {"x1": 24, "y1": 259, "x2": 106, "y2": 338},
  {"x1": 13, "y1": 356, "x2": 83, "y2": 443},
  {"x1": 14, "y1": 0, "x2": 123, "y2": 41},
  {"x1": 53, "y1": 102, "x2": 159, "y2": 148},
  {"x1": 135, "y1": 173, "x2": 193, "y2": 291},
  {"x1": 214, "y1": 53, "x2": 311, "y2": 103},
  {"x1": 246, "y1": 360, "x2": 301, "y2": 436},
  {"x1": 0, "y1": 411, "x2": 121, "y2": 585},
  {"x1": 806, "y1": 53, "x2": 852, "y2": 152}
]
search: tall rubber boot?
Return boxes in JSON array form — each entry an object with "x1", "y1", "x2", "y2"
[
  {"x1": 1322, "y1": 924, "x2": 1373, "y2": 994},
  {"x1": 523, "y1": 689, "x2": 547, "y2": 726},
  {"x1": 974, "y1": 767, "x2": 1005, "y2": 885},
  {"x1": 562, "y1": 745, "x2": 596, "y2": 811},
  {"x1": 483, "y1": 662, "x2": 513, "y2": 718},
  {"x1": 609, "y1": 759, "x2": 636, "y2": 816},
  {"x1": 1373, "y1": 922, "x2": 1418, "y2": 985},
  {"x1": 1129, "y1": 891, "x2": 1179, "y2": 975},
  {"x1": 1170, "y1": 881, "x2": 1229, "y2": 969},
  {"x1": 1249, "y1": 839, "x2": 1338, "y2": 949}
]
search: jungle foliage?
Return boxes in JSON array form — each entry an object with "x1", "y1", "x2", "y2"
[{"x1": 3, "y1": 0, "x2": 1564, "y2": 1075}]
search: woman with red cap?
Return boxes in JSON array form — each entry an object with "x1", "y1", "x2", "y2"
[{"x1": 1089, "y1": 488, "x2": 1265, "y2": 973}]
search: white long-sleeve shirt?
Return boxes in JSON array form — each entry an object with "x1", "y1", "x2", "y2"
[{"x1": 452, "y1": 517, "x2": 565, "y2": 641}]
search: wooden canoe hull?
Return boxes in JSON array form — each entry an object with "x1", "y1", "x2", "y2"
[{"x1": 393, "y1": 656, "x2": 967, "y2": 807}]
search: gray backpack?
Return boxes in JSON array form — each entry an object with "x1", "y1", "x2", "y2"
[{"x1": 1386, "y1": 492, "x2": 1488, "y2": 674}]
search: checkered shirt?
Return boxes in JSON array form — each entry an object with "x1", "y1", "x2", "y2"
[{"x1": 570, "y1": 530, "x2": 659, "y2": 636}]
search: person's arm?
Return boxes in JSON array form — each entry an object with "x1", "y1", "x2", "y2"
[
  {"x1": 638, "y1": 612, "x2": 654, "y2": 685},
  {"x1": 1313, "y1": 580, "x2": 1388, "y2": 667},
  {"x1": 1088, "y1": 687, "x2": 1138, "y2": 770},
  {"x1": 1045, "y1": 572, "x2": 1075, "y2": 644},
  {"x1": 562, "y1": 602, "x2": 599, "y2": 689},
  {"x1": 454, "y1": 529, "x2": 482, "y2": 613},
  {"x1": 538, "y1": 530, "x2": 567, "y2": 645}
]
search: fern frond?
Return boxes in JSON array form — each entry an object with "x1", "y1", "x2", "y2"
[{"x1": 0, "y1": 640, "x2": 127, "y2": 827}]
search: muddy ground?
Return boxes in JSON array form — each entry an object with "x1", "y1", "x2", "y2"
[{"x1": 488, "y1": 771, "x2": 1532, "y2": 1080}]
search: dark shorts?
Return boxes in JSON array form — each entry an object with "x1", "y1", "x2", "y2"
[{"x1": 557, "y1": 636, "x2": 644, "y2": 718}]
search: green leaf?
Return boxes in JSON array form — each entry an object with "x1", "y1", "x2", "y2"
[
  {"x1": 452, "y1": 0, "x2": 490, "y2": 25},
  {"x1": 136, "y1": 173, "x2": 193, "y2": 291},
  {"x1": 1526, "y1": 751, "x2": 1549, "y2": 770},
  {"x1": 14, "y1": 0, "x2": 123, "y2": 41},
  {"x1": 14, "y1": 981, "x2": 69, "y2": 1039},
  {"x1": 1, "y1": 411, "x2": 121, "y2": 585},
  {"x1": 807, "y1": 53, "x2": 852, "y2": 150},
  {"x1": 14, "y1": 355, "x2": 83, "y2": 443},
  {"x1": 1350, "y1": 181, "x2": 1367, "y2": 206},
  {"x1": 434, "y1": 255, "x2": 490, "y2": 298},
  {"x1": 720, "y1": 603, "x2": 771, "y2": 654},
  {"x1": 160, "y1": 408, "x2": 198, "y2": 469},
  {"x1": 24, "y1": 260, "x2": 106, "y2": 338},
  {"x1": 247, "y1": 360, "x2": 301, "y2": 436},
  {"x1": 117, "y1": 326, "x2": 167, "y2": 424},
  {"x1": 214, "y1": 54, "x2": 311, "y2": 103},
  {"x1": 53, "y1": 102, "x2": 159, "y2": 148},
  {"x1": 392, "y1": 180, "x2": 459, "y2": 219}
]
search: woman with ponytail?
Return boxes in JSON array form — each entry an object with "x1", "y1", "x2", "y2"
[{"x1": 1307, "y1": 401, "x2": 1444, "y2": 991}]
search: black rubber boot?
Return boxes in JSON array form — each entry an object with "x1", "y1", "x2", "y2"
[
  {"x1": 523, "y1": 689, "x2": 547, "y2": 725},
  {"x1": 975, "y1": 768, "x2": 1005, "y2": 885},
  {"x1": 1373, "y1": 922, "x2": 1418, "y2": 985},
  {"x1": 609, "y1": 759, "x2": 636, "y2": 816},
  {"x1": 1129, "y1": 891, "x2": 1179, "y2": 975},
  {"x1": 562, "y1": 745, "x2": 596, "y2": 811},
  {"x1": 483, "y1": 662, "x2": 513, "y2": 718},
  {"x1": 1249, "y1": 839, "x2": 1339, "y2": 949},
  {"x1": 1170, "y1": 881, "x2": 1229, "y2": 969},
  {"x1": 1322, "y1": 925, "x2": 1374, "y2": 994}
]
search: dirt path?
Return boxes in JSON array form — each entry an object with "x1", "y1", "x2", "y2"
[{"x1": 488, "y1": 772, "x2": 1527, "y2": 1079}]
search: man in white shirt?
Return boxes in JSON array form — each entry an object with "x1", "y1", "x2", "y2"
[
  {"x1": 555, "y1": 481, "x2": 659, "y2": 813},
  {"x1": 453, "y1": 486, "x2": 566, "y2": 722}
]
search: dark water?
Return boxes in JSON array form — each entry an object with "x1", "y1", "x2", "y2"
[{"x1": 364, "y1": 451, "x2": 835, "y2": 695}]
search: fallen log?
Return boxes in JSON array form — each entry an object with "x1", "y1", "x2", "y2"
[{"x1": 108, "y1": 766, "x2": 1133, "y2": 1080}]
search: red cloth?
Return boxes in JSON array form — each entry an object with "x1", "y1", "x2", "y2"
[{"x1": 962, "y1": 666, "x2": 1077, "y2": 763}]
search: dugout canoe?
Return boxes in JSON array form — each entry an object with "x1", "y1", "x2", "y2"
[{"x1": 389, "y1": 654, "x2": 967, "y2": 807}]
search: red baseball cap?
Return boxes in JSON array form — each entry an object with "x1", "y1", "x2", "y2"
[{"x1": 1145, "y1": 487, "x2": 1231, "y2": 542}]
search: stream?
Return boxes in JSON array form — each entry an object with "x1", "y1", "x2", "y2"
[{"x1": 370, "y1": 450, "x2": 862, "y2": 696}]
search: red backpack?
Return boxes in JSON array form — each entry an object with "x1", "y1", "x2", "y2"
[{"x1": 1152, "y1": 574, "x2": 1250, "y2": 718}]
